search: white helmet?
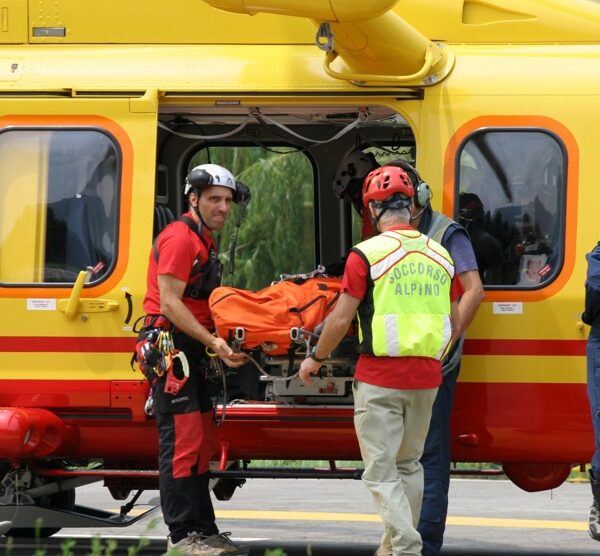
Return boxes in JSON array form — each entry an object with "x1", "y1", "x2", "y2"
[{"x1": 184, "y1": 163, "x2": 236, "y2": 196}]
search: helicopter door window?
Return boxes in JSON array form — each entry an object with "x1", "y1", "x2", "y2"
[
  {"x1": 187, "y1": 145, "x2": 315, "y2": 290},
  {"x1": 456, "y1": 129, "x2": 566, "y2": 288},
  {"x1": 0, "y1": 128, "x2": 120, "y2": 285}
]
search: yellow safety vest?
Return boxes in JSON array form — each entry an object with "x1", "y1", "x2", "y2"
[{"x1": 353, "y1": 228, "x2": 455, "y2": 360}]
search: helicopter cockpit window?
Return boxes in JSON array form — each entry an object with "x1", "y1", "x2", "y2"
[
  {"x1": 456, "y1": 129, "x2": 566, "y2": 288},
  {"x1": 0, "y1": 128, "x2": 120, "y2": 285}
]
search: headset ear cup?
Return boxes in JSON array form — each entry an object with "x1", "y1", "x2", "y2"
[
  {"x1": 415, "y1": 180, "x2": 431, "y2": 208},
  {"x1": 234, "y1": 181, "x2": 251, "y2": 204}
]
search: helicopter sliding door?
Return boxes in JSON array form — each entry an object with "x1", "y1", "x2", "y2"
[{"x1": 0, "y1": 95, "x2": 159, "y2": 460}]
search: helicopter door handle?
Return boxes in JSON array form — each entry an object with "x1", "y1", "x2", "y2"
[{"x1": 58, "y1": 269, "x2": 119, "y2": 320}]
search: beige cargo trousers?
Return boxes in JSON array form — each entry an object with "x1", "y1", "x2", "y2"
[{"x1": 353, "y1": 379, "x2": 438, "y2": 556}]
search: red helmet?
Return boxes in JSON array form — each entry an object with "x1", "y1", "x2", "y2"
[{"x1": 362, "y1": 166, "x2": 414, "y2": 207}]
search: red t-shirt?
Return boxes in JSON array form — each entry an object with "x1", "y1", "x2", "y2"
[
  {"x1": 143, "y1": 213, "x2": 216, "y2": 329},
  {"x1": 343, "y1": 225, "x2": 464, "y2": 390}
]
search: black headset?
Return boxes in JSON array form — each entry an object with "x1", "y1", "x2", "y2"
[
  {"x1": 185, "y1": 168, "x2": 251, "y2": 204},
  {"x1": 386, "y1": 159, "x2": 431, "y2": 209}
]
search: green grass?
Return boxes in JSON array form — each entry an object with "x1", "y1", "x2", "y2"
[
  {"x1": 251, "y1": 460, "x2": 593, "y2": 483},
  {"x1": 1, "y1": 517, "x2": 310, "y2": 556},
  {"x1": 250, "y1": 460, "x2": 362, "y2": 468},
  {"x1": 251, "y1": 460, "x2": 503, "y2": 474},
  {"x1": 569, "y1": 464, "x2": 591, "y2": 483}
]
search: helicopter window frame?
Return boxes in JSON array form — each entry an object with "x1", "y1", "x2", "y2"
[
  {"x1": 0, "y1": 126, "x2": 122, "y2": 288},
  {"x1": 454, "y1": 126, "x2": 567, "y2": 291}
]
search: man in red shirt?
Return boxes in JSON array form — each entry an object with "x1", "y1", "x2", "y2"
[
  {"x1": 300, "y1": 166, "x2": 462, "y2": 555},
  {"x1": 141, "y1": 163, "x2": 247, "y2": 556}
]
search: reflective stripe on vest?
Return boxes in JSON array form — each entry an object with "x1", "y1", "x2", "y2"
[{"x1": 354, "y1": 229, "x2": 455, "y2": 360}]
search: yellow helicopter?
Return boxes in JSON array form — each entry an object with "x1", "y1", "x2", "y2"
[{"x1": 0, "y1": 0, "x2": 596, "y2": 535}]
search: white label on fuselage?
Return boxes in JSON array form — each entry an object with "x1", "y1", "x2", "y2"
[
  {"x1": 27, "y1": 298, "x2": 57, "y2": 310},
  {"x1": 492, "y1": 302, "x2": 523, "y2": 314}
]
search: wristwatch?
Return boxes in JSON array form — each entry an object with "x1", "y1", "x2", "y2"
[{"x1": 309, "y1": 347, "x2": 327, "y2": 363}]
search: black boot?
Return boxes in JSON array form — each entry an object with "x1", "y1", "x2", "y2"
[{"x1": 589, "y1": 470, "x2": 600, "y2": 541}]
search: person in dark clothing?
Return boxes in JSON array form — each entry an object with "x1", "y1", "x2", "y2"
[
  {"x1": 582, "y1": 241, "x2": 600, "y2": 542},
  {"x1": 387, "y1": 161, "x2": 483, "y2": 556},
  {"x1": 458, "y1": 192, "x2": 503, "y2": 284},
  {"x1": 139, "y1": 163, "x2": 248, "y2": 556}
]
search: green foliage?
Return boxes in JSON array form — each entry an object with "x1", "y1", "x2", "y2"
[
  {"x1": 1, "y1": 537, "x2": 312, "y2": 556},
  {"x1": 265, "y1": 549, "x2": 314, "y2": 556},
  {"x1": 0, "y1": 517, "x2": 162, "y2": 556},
  {"x1": 253, "y1": 459, "x2": 362, "y2": 469},
  {"x1": 33, "y1": 518, "x2": 45, "y2": 556},
  {"x1": 189, "y1": 146, "x2": 316, "y2": 290},
  {"x1": 568, "y1": 464, "x2": 590, "y2": 483},
  {"x1": 127, "y1": 536, "x2": 150, "y2": 555},
  {"x1": 60, "y1": 538, "x2": 76, "y2": 556}
]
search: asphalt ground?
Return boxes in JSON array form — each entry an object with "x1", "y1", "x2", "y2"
[{"x1": 0, "y1": 478, "x2": 598, "y2": 555}]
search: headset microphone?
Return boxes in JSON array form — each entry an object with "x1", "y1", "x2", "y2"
[{"x1": 229, "y1": 181, "x2": 251, "y2": 275}]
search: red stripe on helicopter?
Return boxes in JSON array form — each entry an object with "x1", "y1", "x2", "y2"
[
  {"x1": 463, "y1": 339, "x2": 586, "y2": 356},
  {"x1": 0, "y1": 337, "x2": 136, "y2": 352},
  {"x1": 0, "y1": 337, "x2": 587, "y2": 355}
]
